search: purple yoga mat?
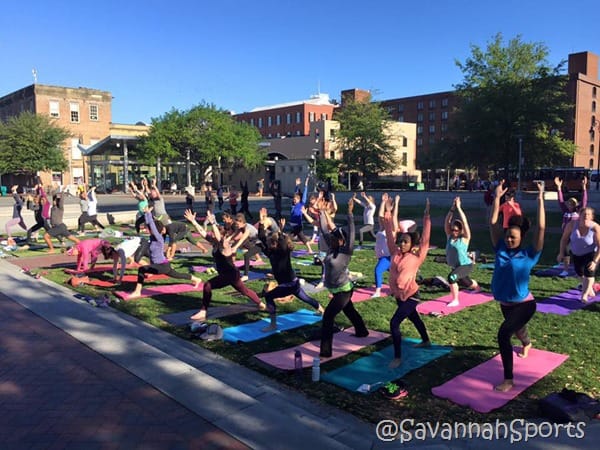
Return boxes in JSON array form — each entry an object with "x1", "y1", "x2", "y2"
[
  {"x1": 537, "y1": 289, "x2": 600, "y2": 315},
  {"x1": 432, "y1": 347, "x2": 568, "y2": 413}
]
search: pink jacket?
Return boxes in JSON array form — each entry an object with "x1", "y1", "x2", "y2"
[
  {"x1": 76, "y1": 238, "x2": 107, "y2": 272},
  {"x1": 384, "y1": 213, "x2": 431, "y2": 301}
]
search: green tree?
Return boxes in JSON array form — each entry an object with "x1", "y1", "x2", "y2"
[
  {"x1": 334, "y1": 96, "x2": 398, "y2": 180},
  {"x1": 438, "y1": 33, "x2": 576, "y2": 172},
  {"x1": 136, "y1": 102, "x2": 265, "y2": 172},
  {"x1": 0, "y1": 112, "x2": 70, "y2": 177}
]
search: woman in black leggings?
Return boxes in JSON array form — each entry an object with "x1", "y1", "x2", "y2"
[{"x1": 184, "y1": 209, "x2": 266, "y2": 321}]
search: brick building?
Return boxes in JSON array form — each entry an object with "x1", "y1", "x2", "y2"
[{"x1": 0, "y1": 84, "x2": 112, "y2": 187}]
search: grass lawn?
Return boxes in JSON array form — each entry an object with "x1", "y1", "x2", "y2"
[{"x1": 17, "y1": 203, "x2": 600, "y2": 424}]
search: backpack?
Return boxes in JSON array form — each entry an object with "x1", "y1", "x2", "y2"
[
  {"x1": 539, "y1": 388, "x2": 600, "y2": 423},
  {"x1": 190, "y1": 322, "x2": 223, "y2": 341}
]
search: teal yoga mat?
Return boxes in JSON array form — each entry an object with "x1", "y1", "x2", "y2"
[
  {"x1": 223, "y1": 309, "x2": 322, "y2": 343},
  {"x1": 321, "y1": 338, "x2": 452, "y2": 392}
]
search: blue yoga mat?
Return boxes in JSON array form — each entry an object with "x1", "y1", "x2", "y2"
[
  {"x1": 223, "y1": 309, "x2": 322, "y2": 343},
  {"x1": 321, "y1": 338, "x2": 452, "y2": 392}
]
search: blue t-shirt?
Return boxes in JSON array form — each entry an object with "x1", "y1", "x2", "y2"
[{"x1": 491, "y1": 240, "x2": 541, "y2": 303}]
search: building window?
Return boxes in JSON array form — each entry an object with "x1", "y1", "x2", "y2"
[
  {"x1": 417, "y1": 101, "x2": 424, "y2": 110},
  {"x1": 417, "y1": 113, "x2": 423, "y2": 122},
  {"x1": 441, "y1": 111, "x2": 449, "y2": 120},
  {"x1": 441, "y1": 123, "x2": 448, "y2": 132},
  {"x1": 321, "y1": 113, "x2": 327, "y2": 120},
  {"x1": 267, "y1": 133, "x2": 272, "y2": 138},
  {"x1": 286, "y1": 113, "x2": 291, "y2": 124},
  {"x1": 276, "y1": 132, "x2": 281, "y2": 138},
  {"x1": 428, "y1": 99, "x2": 436, "y2": 108},
  {"x1": 397, "y1": 104, "x2": 404, "y2": 112},
  {"x1": 402, "y1": 137, "x2": 408, "y2": 147},
  {"x1": 267, "y1": 116, "x2": 272, "y2": 127},
  {"x1": 417, "y1": 138, "x2": 423, "y2": 147},
  {"x1": 593, "y1": 101, "x2": 597, "y2": 113},
  {"x1": 71, "y1": 138, "x2": 82, "y2": 160},
  {"x1": 70, "y1": 102, "x2": 80, "y2": 123},
  {"x1": 250, "y1": 118, "x2": 255, "y2": 126},
  {"x1": 429, "y1": 136, "x2": 436, "y2": 145},
  {"x1": 329, "y1": 129, "x2": 336, "y2": 141},
  {"x1": 293, "y1": 112, "x2": 299, "y2": 123},
  {"x1": 276, "y1": 115, "x2": 281, "y2": 125},
  {"x1": 594, "y1": 87, "x2": 597, "y2": 98},
  {"x1": 429, "y1": 125, "x2": 436, "y2": 133},
  {"x1": 441, "y1": 98, "x2": 449, "y2": 107},
  {"x1": 258, "y1": 117, "x2": 263, "y2": 128},
  {"x1": 401, "y1": 152, "x2": 408, "y2": 166},
  {"x1": 309, "y1": 112, "x2": 315, "y2": 122},
  {"x1": 591, "y1": 129, "x2": 595, "y2": 141},
  {"x1": 417, "y1": 125, "x2": 423, "y2": 135},
  {"x1": 429, "y1": 111, "x2": 435, "y2": 121},
  {"x1": 590, "y1": 158, "x2": 594, "y2": 169},
  {"x1": 49, "y1": 100, "x2": 60, "y2": 118},
  {"x1": 398, "y1": 114, "x2": 404, "y2": 122},
  {"x1": 329, "y1": 151, "x2": 335, "y2": 159},
  {"x1": 296, "y1": 130, "x2": 301, "y2": 136},
  {"x1": 590, "y1": 144, "x2": 595, "y2": 156},
  {"x1": 89, "y1": 104, "x2": 99, "y2": 121},
  {"x1": 386, "y1": 106, "x2": 396, "y2": 113}
]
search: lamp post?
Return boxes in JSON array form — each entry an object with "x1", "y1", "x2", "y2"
[
  {"x1": 186, "y1": 148, "x2": 192, "y2": 190},
  {"x1": 592, "y1": 121, "x2": 600, "y2": 191}
]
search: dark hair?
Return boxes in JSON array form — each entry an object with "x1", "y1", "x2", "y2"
[
  {"x1": 507, "y1": 215, "x2": 530, "y2": 235},
  {"x1": 395, "y1": 231, "x2": 420, "y2": 248},
  {"x1": 332, "y1": 227, "x2": 348, "y2": 243},
  {"x1": 452, "y1": 219, "x2": 464, "y2": 231},
  {"x1": 154, "y1": 219, "x2": 165, "y2": 232}
]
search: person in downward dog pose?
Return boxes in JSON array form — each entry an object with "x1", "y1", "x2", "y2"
[
  {"x1": 257, "y1": 208, "x2": 324, "y2": 332},
  {"x1": 184, "y1": 209, "x2": 266, "y2": 321},
  {"x1": 384, "y1": 197, "x2": 432, "y2": 369},
  {"x1": 489, "y1": 180, "x2": 545, "y2": 392},
  {"x1": 127, "y1": 208, "x2": 201, "y2": 299},
  {"x1": 443, "y1": 196, "x2": 480, "y2": 307}
]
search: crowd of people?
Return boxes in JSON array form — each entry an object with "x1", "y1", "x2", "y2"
[{"x1": 2, "y1": 175, "x2": 596, "y2": 393}]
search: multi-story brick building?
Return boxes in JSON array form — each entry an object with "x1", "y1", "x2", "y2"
[{"x1": 0, "y1": 84, "x2": 112, "y2": 187}]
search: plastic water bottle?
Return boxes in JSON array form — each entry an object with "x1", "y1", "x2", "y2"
[
  {"x1": 294, "y1": 350, "x2": 303, "y2": 381},
  {"x1": 312, "y1": 357, "x2": 320, "y2": 382}
]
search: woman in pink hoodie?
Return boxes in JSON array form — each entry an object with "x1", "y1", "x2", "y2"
[{"x1": 383, "y1": 196, "x2": 431, "y2": 369}]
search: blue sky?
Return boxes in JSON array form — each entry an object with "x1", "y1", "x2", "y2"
[{"x1": 1, "y1": 0, "x2": 597, "y2": 124}]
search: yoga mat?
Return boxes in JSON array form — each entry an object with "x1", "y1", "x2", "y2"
[
  {"x1": 292, "y1": 249, "x2": 311, "y2": 257},
  {"x1": 64, "y1": 264, "x2": 138, "y2": 275},
  {"x1": 254, "y1": 328, "x2": 389, "y2": 370},
  {"x1": 302, "y1": 282, "x2": 327, "y2": 295},
  {"x1": 223, "y1": 309, "x2": 322, "y2": 343},
  {"x1": 416, "y1": 291, "x2": 494, "y2": 316},
  {"x1": 191, "y1": 265, "x2": 209, "y2": 273},
  {"x1": 431, "y1": 348, "x2": 569, "y2": 413},
  {"x1": 79, "y1": 273, "x2": 169, "y2": 288},
  {"x1": 321, "y1": 338, "x2": 452, "y2": 392},
  {"x1": 160, "y1": 304, "x2": 258, "y2": 325},
  {"x1": 352, "y1": 285, "x2": 391, "y2": 302},
  {"x1": 293, "y1": 260, "x2": 313, "y2": 266},
  {"x1": 478, "y1": 263, "x2": 495, "y2": 270},
  {"x1": 234, "y1": 259, "x2": 266, "y2": 268},
  {"x1": 115, "y1": 282, "x2": 202, "y2": 300},
  {"x1": 537, "y1": 289, "x2": 600, "y2": 315},
  {"x1": 534, "y1": 265, "x2": 576, "y2": 277}
]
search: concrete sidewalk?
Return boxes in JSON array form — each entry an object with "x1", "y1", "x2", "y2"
[{"x1": 0, "y1": 258, "x2": 598, "y2": 449}]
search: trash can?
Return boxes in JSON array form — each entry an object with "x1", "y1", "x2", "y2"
[{"x1": 0, "y1": 186, "x2": 7, "y2": 196}]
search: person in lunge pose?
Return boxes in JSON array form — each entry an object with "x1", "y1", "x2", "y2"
[
  {"x1": 184, "y1": 209, "x2": 266, "y2": 321},
  {"x1": 351, "y1": 191, "x2": 376, "y2": 246},
  {"x1": 5, "y1": 185, "x2": 27, "y2": 238},
  {"x1": 319, "y1": 198, "x2": 369, "y2": 358},
  {"x1": 443, "y1": 196, "x2": 480, "y2": 307},
  {"x1": 384, "y1": 197, "x2": 431, "y2": 369},
  {"x1": 489, "y1": 180, "x2": 545, "y2": 392},
  {"x1": 127, "y1": 207, "x2": 201, "y2": 299},
  {"x1": 257, "y1": 208, "x2": 323, "y2": 332},
  {"x1": 43, "y1": 191, "x2": 80, "y2": 254}
]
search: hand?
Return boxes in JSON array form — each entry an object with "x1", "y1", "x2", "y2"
[
  {"x1": 381, "y1": 192, "x2": 388, "y2": 203},
  {"x1": 183, "y1": 209, "x2": 196, "y2": 223},
  {"x1": 361, "y1": 191, "x2": 367, "y2": 198},
  {"x1": 455, "y1": 197, "x2": 461, "y2": 209},
  {"x1": 582, "y1": 176, "x2": 588, "y2": 189},
  {"x1": 495, "y1": 180, "x2": 508, "y2": 198},
  {"x1": 395, "y1": 195, "x2": 400, "y2": 204},
  {"x1": 279, "y1": 217, "x2": 286, "y2": 229},
  {"x1": 535, "y1": 180, "x2": 545, "y2": 194},
  {"x1": 347, "y1": 198, "x2": 354, "y2": 214},
  {"x1": 385, "y1": 198, "x2": 393, "y2": 212},
  {"x1": 259, "y1": 207, "x2": 267, "y2": 220},
  {"x1": 554, "y1": 176, "x2": 562, "y2": 188}
]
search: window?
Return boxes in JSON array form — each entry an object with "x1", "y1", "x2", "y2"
[
  {"x1": 429, "y1": 112, "x2": 435, "y2": 121},
  {"x1": 71, "y1": 138, "x2": 82, "y2": 160},
  {"x1": 397, "y1": 104, "x2": 404, "y2": 112},
  {"x1": 267, "y1": 116, "x2": 272, "y2": 126},
  {"x1": 417, "y1": 125, "x2": 423, "y2": 135},
  {"x1": 276, "y1": 115, "x2": 281, "y2": 125},
  {"x1": 429, "y1": 136, "x2": 436, "y2": 145},
  {"x1": 321, "y1": 113, "x2": 327, "y2": 120},
  {"x1": 329, "y1": 129, "x2": 336, "y2": 141},
  {"x1": 258, "y1": 117, "x2": 263, "y2": 128},
  {"x1": 441, "y1": 111, "x2": 449, "y2": 120},
  {"x1": 428, "y1": 99, "x2": 436, "y2": 108},
  {"x1": 386, "y1": 106, "x2": 396, "y2": 113},
  {"x1": 49, "y1": 100, "x2": 60, "y2": 118},
  {"x1": 417, "y1": 138, "x2": 423, "y2": 147},
  {"x1": 590, "y1": 158, "x2": 594, "y2": 169},
  {"x1": 286, "y1": 113, "x2": 291, "y2": 124},
  {"x1": 429, "y1": 125, "x2": 436, "y2": 134},
  {"x1": 402, "y1": 137, "x2": 408, "y2": 147},
  {"x1": 250, "y1": 118, "x2": 255, "y2": 126},
  {"x1": 69, "y1": 102, "x2": 79, "y2": 123},
  {"x1": 594, "y1": 87, "x2": 597, "y2": 98},
  {"x1": 89, "y1": 104, "x2": 98, "y2": 121},
  {"x1": 441, "y1": 98, "x2": 449, "y2": 107},
  {"x1": 417, "y1": 101, "x2": 424, "y2": 110},
  {"x1": 417, "y1": 113, "x2": 423, "y2": 122},
  {"x1": 296, "y1": 130, "x2": 301, "y2": 136},
  {"x1": 329, "y1": 151, "x2": 335, "y2": 159},
  {"x1": 296, "y1": 112, "x2": 301, "y2": 123},
  {"x1": 309, "y1": 112, "x2": 315, "y2": 122},
  {"x1": 593, "y1": 101, "x2": 597, "y2": 113},
  {"x1": 267, "y1": 133, "x2": 272, "y2": 138},
  {"x1": 441, "y1": 123, "x2": 448, "y2": 132},
  {"x1": 401, "y1": 152, "x2": 408, "y2": 166},
  {"x1": 591, "y1": 129, "x2": 595, "y2": 141},
  {"x1": 398, "y1": 114, "x2": 404, "y2": 122},
  {"x1": 591, "y1": 144, "x2": 595, "y2": 156}
]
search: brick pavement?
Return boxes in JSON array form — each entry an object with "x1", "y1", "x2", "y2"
[{"x1": 0, "y1": 293, "x2": 249, "y2": 450}]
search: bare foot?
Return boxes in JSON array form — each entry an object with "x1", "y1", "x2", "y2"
[
  {"x1": 191, "y1": 276, "x2": 202, "y2": 289},
  {"x1": 261, "y1": 323, "x2": 277, "y2": 332},
  {"x1": 447, "y1": 299, "x2": 460, "y2": 307},
  {"x1": 258, "y1": 302, "x2": 267, "y2": 311},
  {"x1": 413, "y1": 340, "x2": 431, "y2": 348},
  {"x1": 316, "y1": 304, "x2": 325, "y2": 315},
  {"x1": 388, "y1": 358, "x2": 402, "y2": 369},
  {"x1": 494, "y1": 380, "x2": 514, "y2": 392},
  {"x1": 518, "y1": 343, "x2": 532, "y2": 358},
  {"x1": 127, "y1": 291, "x2": 142, "y2": 300},
  {"x1": 190, "y1": 309, "x2": 206, "y2": 321}
]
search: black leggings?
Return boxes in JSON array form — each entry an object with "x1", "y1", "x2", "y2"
[
  {"x1": 135, "y1": 215, "x2": 146, "y2": 234},
  {"x1": 390, "y1": 296, "x2": 430, "y2": 359},
  {"x1": 134, "y1": 240, "x2": 151, "y2": 263},
  {"x1": 137, "y1": 262, "x2": 191, "y2": 285},
  {"x1": 27, "y1": 217, "x2": 46, "y2": 239},
  {"x1": 201, "y1": 272, "x2": 261, "y2": 309},
  {"x1": 498, "y1": 300, "x2": 536, "y2": 380},
  {"x1": 264, "y1": 279, "x2": 320, "y2": 313},
  {"x1": 243, "y1": 241, "x2": 262, "y2": 275},
  {"x1": 320, "y1": 288, "x2": 368, "y2": 357},
  {"x1": 78, "y1": 213, "x2": 105, "y2": 232},
  {"x1": 448, "y1": 263, "x2": 474, "y2": 287},
  {"x1": 291, "y1": 225, "x2": 309, "y2": 245}
]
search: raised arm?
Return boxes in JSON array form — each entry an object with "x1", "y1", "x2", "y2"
[
  {"x1": 417, "y1": 199, "x2": 431, "y2": 263},
  {"x1": 344, "y1": 198, "x2": 355, "y2": 252},
  {"x1": 581, "y1": 176, "x2": 588, "y2": 208},
  {"x1": 554, "y1": 177, "x2": 568, "y2": 212},
  {"x1": 378, "y1": 193, "x2": 388, "y2": 228},
  {"x1": 444, "y1": 199, "x2": 455, "y2": 236},
  {"x1": 455, "y1": 197, "x2": 471, "y2": 241},
  {"x1": 184, "y1": 209, "x2": 207, "y2": 239},
  {"x1": 352, "y1": 192, "x2": 364, "y2": 207},
  {"x1": 392, "y1": 195, "x2": 400, "y2": 233},
  {"x1": 490, "y1": 181, "x2": 508, "y2": 247},
  {"x1": 532, "y1": 181, "x2": 546, "y2": 252}
]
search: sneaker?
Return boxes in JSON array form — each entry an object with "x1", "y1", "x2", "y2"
[
  {"x1": 241, "y1": 275, "x2": 249, "y2": 282},
  {"x1": 558, "y1": 270, "x2": 570, "y2": 277},
  {"x1": 447, "y1": 299, "x2": 460, "y2": 307}
]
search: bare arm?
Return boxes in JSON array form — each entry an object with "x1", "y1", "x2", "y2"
[
  {"x1": 455, "y1": 197, "x2": 471, "y2": 242},
  {"x1": 490, "y1": 181, "x2": 508, "y2": 247},
  {"x1": 184, "y1": 209, "x2": 207, "y2": 238},
  {"x1": 392, "y1": 195, "x2": 400, "y2": 234},
  {"x1": 532, "y1": 181, "x2": 545, "y2": 252}
]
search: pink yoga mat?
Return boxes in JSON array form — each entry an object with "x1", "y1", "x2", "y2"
[
  {"x1": 431, "y1": 347, "x2": 569, "y2": 413},
  {"x1": 254, "y1": 328, "x2": 389, "y2": 370},
  {"x1": 115, "y1": 282, "x2": 202, "y2": 300},
  {"x1": 352, "y1": 285, "x2": 391, "y2": 303},
  {"x1": 81, "y1": 273, "x2": 169, "y2": 288},
  {"x1": 416, "y1": 291, "x2": 494, "y2": 315},
  {"x1": 234, "y1": 260, "x2": 266, "y2": 268}
]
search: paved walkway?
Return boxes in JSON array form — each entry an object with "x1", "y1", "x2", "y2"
[{"x1": 0, "y1": 258, "x2": 598, "y2": 449}]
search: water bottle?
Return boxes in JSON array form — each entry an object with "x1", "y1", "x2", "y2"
[
  {"x1": 294, "y1": 350, "x2": 303, "y2": 381},
  {"x1": 312, "y1": 357, "x2": 320, "y2": 382}
]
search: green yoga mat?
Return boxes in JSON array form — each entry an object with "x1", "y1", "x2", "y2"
[{"x1": 321, "y1": 338, "x2": 452, "y2": 392}]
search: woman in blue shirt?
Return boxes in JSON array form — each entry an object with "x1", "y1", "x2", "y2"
[{"x1": 489, "y1": 180, "x2": 545, "y2": 392}]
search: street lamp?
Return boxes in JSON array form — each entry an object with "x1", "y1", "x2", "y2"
[
  {"x1": 186, "y1": 148, "x2": 192, "y2": 190},
  {"x1": 591, "y1": 120, "x2": 600, "y2": 191}
]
